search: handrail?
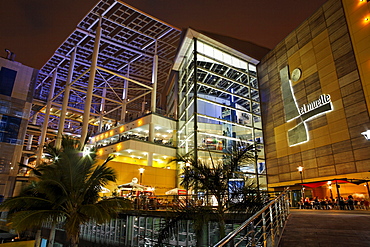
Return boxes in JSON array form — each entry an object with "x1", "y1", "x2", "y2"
[{"x1": 214, "y1": 189, "x2": 290, "y2": 247}]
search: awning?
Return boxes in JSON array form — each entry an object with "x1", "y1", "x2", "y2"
[
  {"x1": 299, "y1": 179, "x2": 353, "y2": 188},
  {"x1": 118, "y1": 182, "x2": 147, "y2": 191}
]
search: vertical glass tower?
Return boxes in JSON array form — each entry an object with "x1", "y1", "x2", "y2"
[{"x1": 173, "y1": 30, "x2": 267, "y2": 190}]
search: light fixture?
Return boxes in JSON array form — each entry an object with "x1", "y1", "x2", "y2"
[
  {"x1": 297, "y1": 166, "x2": 303, "y2": 172},
  {"x1": 361, "y1": 130, "x2": 370, "y2": 140},
  {"x1": 83, "y1": 149, "x2": 91, "y2": 156}
]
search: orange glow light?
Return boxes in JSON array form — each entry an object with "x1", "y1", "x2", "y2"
[
  {"x1": 110, "y1": 130, "x2": 114, "y2": 136},
  {"x1": 98, "y1": 149, "x2": 103, "y2": 156},
  {"x1": 138, "y1": 119, "x2": 143, "y2": 126},
  {"x1": 117, "y1": 143, "x2": 122, "y2": 151},
  {"x1": 120, "y1": 126, "x2": 125, "y2": 132},
  {"x1": 104, "y1": 133, "x2": 108, "y2": 138}
]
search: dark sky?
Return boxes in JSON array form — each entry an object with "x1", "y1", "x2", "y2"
[{"x1": 0, "y1": 0, "x2": 327, "y2": 69}]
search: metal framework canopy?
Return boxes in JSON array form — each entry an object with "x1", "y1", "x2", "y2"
[{"x1": 33, "y1": 0, "x2": 181, "y2": 135}]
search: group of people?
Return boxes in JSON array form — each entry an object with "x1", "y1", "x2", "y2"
[{"x1": 299, "y1": 195, "x2": 370, "y2": 210}]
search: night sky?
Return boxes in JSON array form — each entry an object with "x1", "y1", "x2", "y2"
[{"x1": 0, "y1": 0, "x2": 327, "y2": 69}]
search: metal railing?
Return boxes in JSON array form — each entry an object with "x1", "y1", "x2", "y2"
[{"x1": 214, "y1": 189, "x2": 290, "y2": 247}]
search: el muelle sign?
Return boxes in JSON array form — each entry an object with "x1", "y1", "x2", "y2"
[{"x1": 299, "y1": 94, "x2": 332, "y2": 121}]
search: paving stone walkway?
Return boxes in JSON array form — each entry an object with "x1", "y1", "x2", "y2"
[{"x1": 279, "y1": 209, "x2": 370, "y2": 247}]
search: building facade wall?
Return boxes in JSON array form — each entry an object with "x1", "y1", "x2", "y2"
[
  {"x1": 0, "y1": 57, "x2": 38, "y2": 198},
  {"x1": 258, "y1": 0, "x2": 370, "y2": 195}
]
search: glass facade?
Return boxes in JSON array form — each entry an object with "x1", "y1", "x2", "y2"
[{"x1": 177, "y1": 38, "x2": 266, "y2": 189}]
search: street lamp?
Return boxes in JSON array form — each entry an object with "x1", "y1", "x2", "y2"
[
  {"x1": 297, "y1": 166, "x2": 305, "y2": 201},
  {"x1": 138, "y1": 168, "x2": 145, "y2": 185}
]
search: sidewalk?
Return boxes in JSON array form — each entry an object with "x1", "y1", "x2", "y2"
[{"x1": 278, "y1": 209, "x2": 370, "y2": 247}]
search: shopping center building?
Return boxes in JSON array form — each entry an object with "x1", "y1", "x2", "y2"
[{"x1": 0, "y1": 0, "x2": 369, "y2": 201}]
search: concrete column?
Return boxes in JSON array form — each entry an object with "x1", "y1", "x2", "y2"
[
  {"x1": 149, "y1": 122, "x2": 155, "y2": 142},
  {"x1": 21, "y1": 156, "x2": 29, "y2": 174},
  {"x1": 121, "y1": 64, "x2": 130, "y2": 123},
  {"x1": 36, "y1": 68, "x2": 57, "y2": 165},
  {"x1": 80, "y1": 17, "x2": 102, "y2": 146},
  {"x1": 150, "y1": 40, "x2": 158, "y2": 113},
  {"x1": 172, "y1": 130, "x2": 177, "y2": 147},
  {"x1": 56, "y1": 47, "x2": 76, "y2": 149},
  {"x1": 98, "y1": 86, "x2": 107, "y2": 132},
  {"x1": 141, "y1": 98, "x2": 146, "y2": 114},
  {"x1": 147, "y1": 152, "x2": 153, "y2": 167}
]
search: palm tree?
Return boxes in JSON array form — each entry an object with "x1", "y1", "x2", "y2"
[{"x1": 0, "y1": 136, "x2": 131, "y2": 247}]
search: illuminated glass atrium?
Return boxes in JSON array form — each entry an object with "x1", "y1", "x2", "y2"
[{"x1": 172, "y1": 29, "x2": 267, "y2": 189}]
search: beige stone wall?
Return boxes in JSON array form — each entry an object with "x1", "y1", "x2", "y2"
[{"x1": 258, "y1": 0, "x2": 370, "y2": 189}]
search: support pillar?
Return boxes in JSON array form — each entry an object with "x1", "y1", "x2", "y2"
[
  {"x1": 150, "y1": 41, "x2": 158, "y2": 113},
  {"x1": 121, "y1": 64, "x2": 130, "y2": 123},
  {"x1": 149, "y1": 122, "x2": 155, "y2": 142},
  {"x1": 36, "y1": 68, "x2": 57, "y2": 165},
  {"x1": 27, "y1": 113, "x2": 38, "y2": 151},
  {"x1": 147, "y1": 152, "x2": 153, "y2": 167},
  {"x1": 172, "y1": 130, "x2": 177, "y2": 147},
  {"x1": 98, "y1": 86, "x2": 107, "y2": 132},
  {"x1": 21, "y1": 156, "x2": 29, "y2": 174},
  {"x1": 56, "y1": 47, "x2": 76, "y2": 149},
  {"x1": 80, "y1": 17, "x2": 102, "y2": 146}
]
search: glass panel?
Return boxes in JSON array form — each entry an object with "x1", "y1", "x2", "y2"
[
  {"x1": 253, "y1": 116, "x2": 262, "y2": 129},
  {"x1": 258, "y1": 160, "x2": 266, "y2": 174}
]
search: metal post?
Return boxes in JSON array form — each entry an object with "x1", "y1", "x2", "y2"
[
  {"x1": 27, "y1": 113, "x2": 38, "y2": 150},
  {"x1": 251, "y1": 222, "x2": 256, "y2": 247},
  {"x1": 36, "y1": 68, "x2": 57, "y2": 165},
  {"x1": 193, "y1": 38, "x2": 198, "y2": 162},
  {"x1": 335, "y1": 180, "x2": 341, "y2": 200},
  {"x1": 364, "y1": 181, "x2": 370, "y2": 198},
  {"x1": 121, "y1": 63, "x2": 130, "y2": 123},
  {"x1": 98, "y1": 85, "x2": 107, "y2": 132},
  {"x1": 255, "y1": 151, "x2": 260, "y2": 192},
  {"x1": 151, "y1": 41, "x2": 158, "y2": 113},
  {"x1": 56, "y1": 47, "x2": 76, "y2": 149},
  {"x1": 274, "y1": 202, "x2": 280, "y2": 236},
  {"x1": 80, "y1": 16, "x2": 102, "y2": 146},
  {"x1": 298, "y1": 166, "x2": 305, "y2": 201},
  {"x1": 269, "y1": 205, "x2": 275, "y2": 246},
  {"x1": 262, "y1": 211, "x2": 267, "y2": 247}
]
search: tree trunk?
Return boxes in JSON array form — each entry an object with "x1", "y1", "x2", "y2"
[
  {"x1": 70, "y1": 232, "x2": 79, "y2": 247},
  {"x1": 47, "y1": 223, "x2": 56, "y2": 247},
  {"x1": 196, "y1": 222, "x2": 208, "y2": 247},
  {"x1": 34, "y1": 229, "x2": 41, "y2": 247},
  {"x1": 217, "y1": 198, "x2": 226, "y2": 238}
]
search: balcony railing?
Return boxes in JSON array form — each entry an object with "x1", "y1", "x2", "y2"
[{"x1": 214, "y1": 189, "x2": 290, "y2": 247}]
